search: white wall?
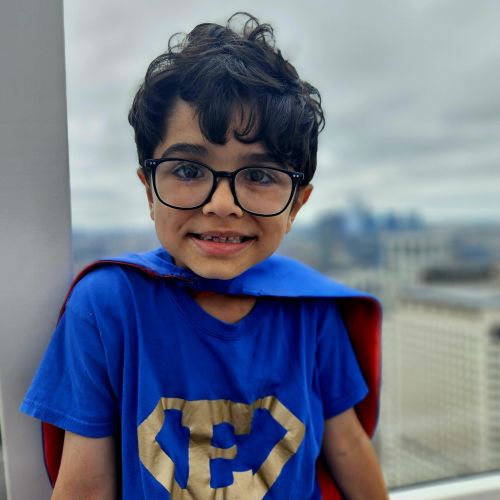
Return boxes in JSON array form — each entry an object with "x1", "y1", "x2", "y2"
[{"x1": 0, "y1": 0, "x2": 72, "y2": 498}]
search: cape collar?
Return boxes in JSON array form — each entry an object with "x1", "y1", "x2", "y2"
[{"x1": 97, "y1": 247, "x2": 377, "y2": 300}]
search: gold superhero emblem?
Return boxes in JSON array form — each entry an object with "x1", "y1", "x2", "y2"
[{"x1": 138, "y1": 396, "x2": 305, "y2": 499}]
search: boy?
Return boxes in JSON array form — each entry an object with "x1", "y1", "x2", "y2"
[{"x1": 21, "y1": 13, "x2": 388, "y2": 499}]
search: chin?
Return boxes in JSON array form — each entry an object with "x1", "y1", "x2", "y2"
[{"x1": 190, "y1": 262, "x2": 249, "y2": 281}]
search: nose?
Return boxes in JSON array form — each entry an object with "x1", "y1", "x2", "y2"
[{"x1": 201, "y1": 178, "x2": 244, "y2": 218}]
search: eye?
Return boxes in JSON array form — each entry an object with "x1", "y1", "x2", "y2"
[
  {"x1": 172, "y1": 162, "x2": 206, "y2": 180},
  {"x1": 243, "y1": 167, "x2": 277, "y2": 185}
]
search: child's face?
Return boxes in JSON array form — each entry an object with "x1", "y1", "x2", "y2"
[{"x1": 138, "y1": 99, "x2": 312, "y2": 280}]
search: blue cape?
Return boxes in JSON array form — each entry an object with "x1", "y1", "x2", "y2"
[{"x1": 43, "y1": 248, "x2": 382, "y2": 499}]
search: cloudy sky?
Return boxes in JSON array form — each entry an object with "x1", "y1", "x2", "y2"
[{"x1": 64, "y1": 0, "x2": 500, "y2": 229}]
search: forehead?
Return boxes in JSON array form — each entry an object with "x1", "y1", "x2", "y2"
[{"x1": 153, "y1": 98, "x2": 269, "y2": 160}]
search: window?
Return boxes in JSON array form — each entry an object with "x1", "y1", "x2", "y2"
[{"x1": 28, "y1": 0, "x2": 500, "y2": 494}]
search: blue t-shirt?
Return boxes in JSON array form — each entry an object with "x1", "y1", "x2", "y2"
[{"x1": 21, "y1": 264, "x2": 368, "y2": 499}]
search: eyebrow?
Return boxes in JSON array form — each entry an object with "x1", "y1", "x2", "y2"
[
  {"x1": 159, "y1": 143, "x2": 282, "y2": 166},
  {"x1": 240, "y1": 152, "x2": 281, "y2": 165},
  {"x1": 159, "y1": 143, "x2": 209, "y2": 158}
]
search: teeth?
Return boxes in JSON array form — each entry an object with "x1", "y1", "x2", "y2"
[{"x1": 197, "y1": 234, "x2": 245, "y2": 243}]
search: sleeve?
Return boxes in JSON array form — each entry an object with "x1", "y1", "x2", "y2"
[
  {"x1": 316, "y1": 304, "x2": 369, "y2": 419},
  {"x1": 20, "y1": 302, "x2": 117, "y2": 437}
]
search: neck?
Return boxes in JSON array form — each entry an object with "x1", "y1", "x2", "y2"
[{"x1": 191, "y1": 291, "x2": 257, "y2": 323}]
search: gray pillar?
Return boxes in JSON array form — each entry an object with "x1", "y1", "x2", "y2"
[{"x1": 0, "y1": 0, "x2": 72, "y2": 498}]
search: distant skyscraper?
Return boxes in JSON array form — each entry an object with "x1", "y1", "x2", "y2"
[{"x1": 381, "y1": 229, "x2": 451, "y2": 283}]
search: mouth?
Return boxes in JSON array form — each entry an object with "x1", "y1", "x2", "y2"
[
  {"x1": 188, "y1": 232, "x2": 256, "y2": 257},
  {"x1": 189, "y1": 233, "x2": 255, "y2": 244}
]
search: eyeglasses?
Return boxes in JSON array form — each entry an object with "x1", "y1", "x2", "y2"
[{"x1": 143, "y1": 158, "x2": 305, "y2": 217}]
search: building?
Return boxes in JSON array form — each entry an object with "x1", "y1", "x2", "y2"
[
  {"x1": 381, "y1": 229, "x2": 451, "y2": 284},
  {"x1": 378, "y1": 285, "x2": 500, "y2": 487}
]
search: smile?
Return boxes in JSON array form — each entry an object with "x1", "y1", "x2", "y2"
[
  {"x1": 188, "y1": 232, "x2": 256, "y2": 257},
  {"x1": 191, "y1": 233, "x2": 254, "y2": 244}
]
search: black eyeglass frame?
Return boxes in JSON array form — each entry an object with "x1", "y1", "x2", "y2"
[{"x1": 143, "y1": 157, "x2": 305, "y2": 217}]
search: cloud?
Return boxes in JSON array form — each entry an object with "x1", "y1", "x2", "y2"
[{"x1": 64, "y1": 0, "x2": 500, "y2": 228}]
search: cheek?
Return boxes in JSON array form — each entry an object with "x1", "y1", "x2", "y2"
[
  {"x1": 152, "y1": 203, "x2": 162, "y2": 220},
  {"x1": 151, "y1": 204, "x2": 173, "y2": 235},
  {"x1": 277, "y1": 211, "x2": 294, "y2": 234},
  {"x1": 263, "y1": 216, "x2": 291, "y2": 244},
  {"x1": 152, "y1": 205, "x2": 192, "y2": 235}
]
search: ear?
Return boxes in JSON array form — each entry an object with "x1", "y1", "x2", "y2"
[
  {"x1": 286, "y1": 184, "x2": 313, "y2": 233},
  {"x1": 137, "y1": 168, "x2": 155, "y2": 220}
]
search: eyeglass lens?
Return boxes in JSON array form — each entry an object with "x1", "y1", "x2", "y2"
[{"x1": 154, "y1": 160, "x2": 294, "y2": 215}]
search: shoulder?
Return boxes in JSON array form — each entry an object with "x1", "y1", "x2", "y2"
[
  {"x1": 68, "y1": 265, "x2": 132, "y2": 305},
  {"x1": 238, "y1": 254, "x2": 369, "y2": 299},
  {"x1": 262, "y1": 295, "x2": 344, "y2": 332},
  {"x1": 65, "y1": 263, "x2": 165, "y2": 322}
]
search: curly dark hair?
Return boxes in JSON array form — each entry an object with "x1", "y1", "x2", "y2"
[{"x1": 128, "y1": 12, "x2": 325, "y2": 184}]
